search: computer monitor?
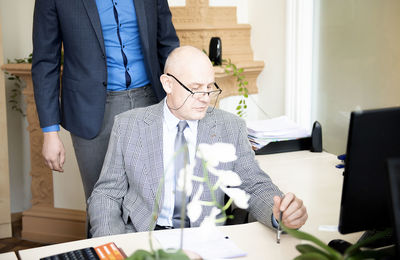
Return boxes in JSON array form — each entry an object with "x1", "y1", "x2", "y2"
[{"x1": 338, "y1": 106, "x2": 400, "y2": 234}]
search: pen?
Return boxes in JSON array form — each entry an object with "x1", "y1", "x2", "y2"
[{"x1": 277, "y1": 211, "x2": 282, "y2": 244}]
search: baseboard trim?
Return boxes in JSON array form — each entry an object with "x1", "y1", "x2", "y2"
[
  {"x1": 21, "y1": 206, "x2": 86, "y2": 244},
  {"x1": 0, "y1": 223, "x2": 12, "y2": 239}
]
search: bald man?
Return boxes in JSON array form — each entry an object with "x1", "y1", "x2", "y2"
[{"x1": 88, "y1": 46, "x2": 308, "y2": 237}]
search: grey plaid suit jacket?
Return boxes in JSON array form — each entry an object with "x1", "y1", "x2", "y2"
[{"x1": 88, "y1": 100, "x2": 283, "y2": 237}]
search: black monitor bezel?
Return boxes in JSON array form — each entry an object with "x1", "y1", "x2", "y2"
[{"x1": 338, "y1": 106, "x2": 400, "y2": 234}]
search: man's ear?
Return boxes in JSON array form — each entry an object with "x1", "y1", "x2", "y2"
[{"x1": 160, "y1": 74, "x2": 172, "y2": 94}]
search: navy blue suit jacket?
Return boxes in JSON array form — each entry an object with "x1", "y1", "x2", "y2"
[{"x1": 32, "y1": 0, "x2": 179, "y2": 139}]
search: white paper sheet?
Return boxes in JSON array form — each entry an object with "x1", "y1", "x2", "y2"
[
  {"x1": 246, "y1": 116, "x2": 310, "y2": 149},
  {"x1": 154, "y1": 227, "x2": 247, "y2": 259}
]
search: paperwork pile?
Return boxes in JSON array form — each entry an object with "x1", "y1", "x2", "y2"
[{"x1": 247, "y1": 116, "x2": 310, "y2": 150}]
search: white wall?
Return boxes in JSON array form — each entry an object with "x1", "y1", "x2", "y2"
[
  {"x1": 248, "y1": 0, "x2": 286, "y2": 119},
  {"x1": 313, "y1": 0, "x2": 400, "y2": 155},
  {"x1": 0, "y1": 0, "x2": 35, "y2": 213},
  {"x1": 214, "y1": 0, "x2": 287, "y2": 120}
]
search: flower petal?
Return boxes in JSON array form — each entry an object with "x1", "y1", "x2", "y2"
[
  {"x1": 212, "y1": 143, "x2": 237, "y2": 163},
  {"x1": 197, "y1": 143, "x2": 237, "y2": 167},
  {"x1": 216, "y1": 170, "x2": 242, "y2": 186},
  {"x1": 186, "y1": 186, "x2": 204, "y2": 222},
  {"x1": 199, "y1": 207, "x2": 221, "y2": 232},
  {"x1": 221, "y1": 186, "x2": 250, "y2": 209},
  {"x1": 176, "y1": 161, "x2": 196, "y2": 195},
  {"x1": 197, "y1": 143, "x2": 219, "y2": 167}
]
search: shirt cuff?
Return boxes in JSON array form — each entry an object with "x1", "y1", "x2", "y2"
[
  {"x1": 271, "y1": 214, "x2": 279, "y2": 229},
  {"x1": 42, "y1": 125, "x2": 60, "y2": 132}
]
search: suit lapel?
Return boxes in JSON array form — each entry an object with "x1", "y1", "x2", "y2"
[
  {"x1": 81, "y1": 0, "x2": 105, "y2": 55},
  {"x1": 143, "y1": 101, "x2": 165, "y2": 211},
  {"x1": 133, "y1": 0, "x2": 150, "y2": 59}
]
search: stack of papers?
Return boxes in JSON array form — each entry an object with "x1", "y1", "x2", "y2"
[{"x1": 247, "y1": 116, "x2": 310, "y2": 150}]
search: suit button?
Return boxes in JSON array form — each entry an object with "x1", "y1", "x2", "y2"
[
  {"x1": 102, "y1": 82, "x2": 107, "y2": 86},
  {"x1": 102, "y1": 55, "x2": 105, "y2": 59}
]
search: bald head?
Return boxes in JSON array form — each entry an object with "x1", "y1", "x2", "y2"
[
  {"x1": 164, "y1": 46, "x2": 213, "y2": 77},
  {"x1": 160, "y1": 46, "x2": 216, "y2": 121}
]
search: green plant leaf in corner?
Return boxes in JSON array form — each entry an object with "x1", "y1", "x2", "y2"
[
  {"x1": 344, "y1": 228, "x2": 392, "y2": 257},
  {"x1": 127, "y1": 249, "x2": 190, "y2": 260},
  {"x1": 126, "y1": 249, "x2": 153, "y2": 260},
  {"x1": 345, "y1": 245, "x2": 396, "y2": 260},
  {"x1": 296, "y1": 244, "x2": 333, "y2": 259},
  {"x1": 281, "y1": 224, "x2": 342, "y2": 260}
]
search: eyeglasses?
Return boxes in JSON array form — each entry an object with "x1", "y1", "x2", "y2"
[{"x1": 166, "y1": 73, "x2": 222, "y2": 105}]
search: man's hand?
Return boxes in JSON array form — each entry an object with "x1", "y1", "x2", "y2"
[
  {"x1": 273, "y1": 193, "x2": 308, "y2": 229},
  {"x1": 42, "y1": 132, "x2": 65, "y2": 172}
]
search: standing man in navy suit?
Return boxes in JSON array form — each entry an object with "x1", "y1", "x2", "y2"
[{"x1": 32, "y1": 0, "x2": 179, "y2": 202}]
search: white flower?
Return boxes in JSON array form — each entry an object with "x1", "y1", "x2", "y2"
[
  {"x1": 198, "y1": 207, "x2": 221, "y2": 241},
  {"x1": 197, "y1": 143, "x2": 237, "y2": 167},
  {"x1": 186, "y1": 185, "x2": 204, "y2": 222},
  {"x1": 213, "y1": 169, "x2": 242, "y2": 187},
  {"x1": 200, "y1": 207, "x2": 221, "y2": 229},
  {"x1": 176, "y1": 161, "x2": 196, "y2": 195},
  {"x1": 220, "y1": 186, "x2": 250, "y2": 209}
]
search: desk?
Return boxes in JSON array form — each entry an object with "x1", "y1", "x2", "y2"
[
  {"x1": 18, "y1": 151, "x2": 361, "y2": 260},
  {"x1": 0, "y1": 252, "x2": 18, "y2": 260}
]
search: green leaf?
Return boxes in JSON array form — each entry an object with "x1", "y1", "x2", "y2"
[
  {"x1": 126, "y1": 249, "x2": 153, "y2": 260},
  {"x1": 239, "y1": 100, "x2": 243, "y2": 104},
  {"x1": 244, "y1": 81, "x2": 248, "y2": 85},
  {"x1": 296, "y1": 244, "x2": 333, "y2": 259},
  {"x1": 127, "y1": 249, "x2": 190, "y2": 260},
  {"x1": 344, "y1": 228, "x2": 392, "y2": 256},
  {"x1": 236, "y1": 105, "x2": 242, "y2": 110},
  {"x1": 281, "y1": 224, "x2": 342, "y2": 259},
  {"x1": 157, "y1": 249, "x2": 190, "y2": 259},
  {"x1": 346, "y1": 245, "x2": 396, "y2": 260},
  {"x1": 294, "y1": 252, "x2": 332, "y2": 260},
  {"x1": 238, "y1": 68, "x2": 244, "y2": 73},
  {"x1": 238, "y1": 87, "x2": 243, "y2": 92},
  {"x1": 244, "y1": 105, "x2": 247, "y2": 109},
  {"x1": 244, "y1": 94, "x2": 248, "y2": 98}
]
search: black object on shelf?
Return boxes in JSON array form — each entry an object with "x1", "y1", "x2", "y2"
[
  {"x1": 209, "y1": 37, "x2": 222, "y2": 66},
  {"x1": 255, "y1": 121, "x2": 323, "y2": 155}
]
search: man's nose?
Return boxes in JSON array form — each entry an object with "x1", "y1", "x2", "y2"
[{"x1": 197, "y1": 92, "x2": 210, "y2": 103}]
